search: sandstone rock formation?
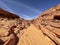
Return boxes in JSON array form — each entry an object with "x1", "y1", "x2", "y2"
[
  {"x1": 0, "y1": 4, "x2": 60, "y2": 45},
  {"x1": 33, "y1": 4, "x2": 60, "y2": 45},
  {"x1": 0, "y1": 8, "x2": 30, "y2": 45}
]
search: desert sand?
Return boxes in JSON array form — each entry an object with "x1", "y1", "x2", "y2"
[{"x1": 17, "y1": 24, "x2": 55, "y2": 45}]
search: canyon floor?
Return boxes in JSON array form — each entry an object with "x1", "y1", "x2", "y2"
[{"x1": 17, "y1": 24, "x2": 55, "y2": 45}]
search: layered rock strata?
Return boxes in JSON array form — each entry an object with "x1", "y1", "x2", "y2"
[
  {"x1": 33, "y1": 4, "x2": 60, "y2": 45},
  {"x1": 0, "y1": 8, "x2": 30, "y2": 45}
]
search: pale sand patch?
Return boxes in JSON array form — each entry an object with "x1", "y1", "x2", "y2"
[{"x1": 17, "y1": 24, "x2": 55, "y2": 45}]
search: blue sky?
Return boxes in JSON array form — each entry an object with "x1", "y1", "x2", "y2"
[{"x1": 0, "y1": 0, "x2": 60, "y2": 20}]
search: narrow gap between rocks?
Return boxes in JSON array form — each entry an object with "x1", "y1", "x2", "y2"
[{"x1": 10, "y1": 26, "x2": 19, "y2": 45}]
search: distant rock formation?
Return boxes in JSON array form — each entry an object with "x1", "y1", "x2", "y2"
[{"x1": 0, "y1": 8, "x2": 19, "y2": 18}]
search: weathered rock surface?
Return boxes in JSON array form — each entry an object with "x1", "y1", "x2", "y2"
[
  {"x1": 1, "y1": 4, "x2": 60, "y2": 45},
  {"x1": 33, "y1": 4, "x2": 60, "y2": 45},
  {"x1": 0, "y1": 8, "x2": 30, "y2": 45}
]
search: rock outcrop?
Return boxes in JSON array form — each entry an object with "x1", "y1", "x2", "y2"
[
  {"x1": 1, "y1": 4, "x2": 60, "y2": 45},
  {"x1": 33, "y1": 4, "x2": 60, "y2": 45},
  {"x1": 0, "y1": 8, "x2": 30, "y2": 45}
]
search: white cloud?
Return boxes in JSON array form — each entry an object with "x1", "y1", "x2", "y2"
[
  {"x1": 3, "y1": 0, "x2": 41, "y2": 13},
  {"x1": 19, "y1": 13, "x2": 32, "y2": 20},
  {"x1": 0, "y1": 1, "x2": 16, "y2": 13},
  {"x1": 0, "y1": 0, "x2": 42, "y2": 20}
]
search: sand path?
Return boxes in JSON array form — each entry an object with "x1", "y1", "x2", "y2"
[{"x1": 17, "y1": 24, "x2": 55, "y2": 45}]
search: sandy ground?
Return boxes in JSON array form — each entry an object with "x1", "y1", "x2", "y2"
[{"x1": 17, "y1": 24, "x2": 56, "y2": 45}]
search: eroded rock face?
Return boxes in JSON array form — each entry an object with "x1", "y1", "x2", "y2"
[
  {"x1": 0, "y1": 8, "x2": 30, "y2": 45},
  {"x1": 1, "y1": 4, "x2": 60, "y2": 45},
  {"x1": 33, "y1": 4, "x2": 60, "y2": 45}
]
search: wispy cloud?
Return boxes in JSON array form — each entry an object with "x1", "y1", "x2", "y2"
[
  {"x1": 19, "y1": 13, "x2": 32, "y2": 20},
  {"x1": 0, "y1": 1, "x2": 32, "y2": 20},
  {"x1": 0, "y1": 1, "x2": 15, "y2": 13},
  {"x1": 0, "y1": 0, "x2": 42, "y2": 20},
  {"x1": 3, "y1": 0, "x2": 41, "y2": 13}
]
